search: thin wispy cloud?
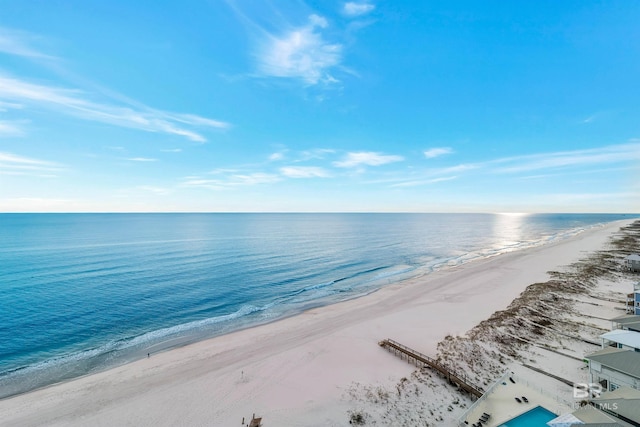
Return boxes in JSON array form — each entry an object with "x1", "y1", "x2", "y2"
[
  {"x1": 126, "y1": 157, "x2": 158, "y2": 162},
  {"x1": 161, "y1": 148, "x2": 182, "y2": 153},
  {"x1": 0, "y1": 28, "x2": 229, "y2": 143},
  {"x1": 390, "y1": 176, "x2": 457, "y2": 188},
  {"x1": 280, "y1": 166, "x2": 330, "y2": 178},
  {"x1": 182, "y1": 172, "x2": 281, "y2": 190},
  {"x1": 0, "y1": 120, "x2": 26, "y2": 137},
  {"x1": 342, "y1": 2, "x2": 375, "y2": 17},
  {"x1": 256, "y1": 14, "x2": 342, "y2": 85},
  {"x1": 383, "y1": 143, "x2": 640, "y2": 189},
  {"x1": 333, "y1": 151, "x2": 404, "y2": 168},
  {"x1": 581, "y1": 111, "x2": 610, "y2": 124},
  {"x1": 0, "y1": 75, "x2": 229, "y2": 142},
  {"x1": 269, "y1": 148, "x2": 336, "y2": 163},
  {"x1": 0, "y1": 151, "x2": 63, "y2": 176},
  {"x1": 423, "y1": 147, "x2": 453, "y2": 159},
  {"x1": 269, "y1": 151, "x2": 285, "y2": 161},
  {"x1": 136, "y1": 185, "x2": 172, "y2": 195},
  {"x1": 491, "y1": 143, "x2": 640, "y2": 174},
  {"x1": 0, "y1": 27, "x2": 55, "y2": 60},
  {"x1": 297, "y1": 148, "x2": 336, "y2": 161},
  {"x1": 0, "y1": 100, "x2": 23, "y2": 112}
]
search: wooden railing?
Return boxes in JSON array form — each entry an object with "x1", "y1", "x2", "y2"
[{"x1": 379, "y1": 338, "x2": 483, "y2": 398}]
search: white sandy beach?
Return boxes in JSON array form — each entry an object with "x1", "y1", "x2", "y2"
[{"x1": 0, "y1": 220, "x2": 633, "y2": 427}]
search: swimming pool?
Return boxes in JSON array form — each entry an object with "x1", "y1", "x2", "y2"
[{"x1": 498, "y1": 406, "x2": 557, "y2": 427}]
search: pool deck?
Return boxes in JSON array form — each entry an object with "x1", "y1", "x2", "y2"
[{"x1": 462, "y1": 376, "x2": 573, "y2": 426}]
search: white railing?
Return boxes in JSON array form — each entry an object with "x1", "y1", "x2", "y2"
[
  {"x1": 457, "y1": 370, "x2": 575, "y2": 426},
  {"x1": 457, "y1": 371, "x2": 510, "y2": 426}
]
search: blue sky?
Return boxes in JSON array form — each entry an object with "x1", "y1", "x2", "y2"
[{"x1": 0, "y1": 1, "x2": 638, "y2": 212}]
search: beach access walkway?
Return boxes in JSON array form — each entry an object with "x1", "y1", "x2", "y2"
[{"x1": 379, "y1": 338, "x2": 484, "y2": 398}]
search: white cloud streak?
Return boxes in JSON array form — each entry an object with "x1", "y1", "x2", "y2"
[
  {"x1": 491, "y1": 142, "x2": 640, "y2": 174},
  {"x1": 269, "y1": 152, "x2": 285, "y2": 161},
  {"x1": 343, "y1": 2, "x2": 375, "y2": 17},
  {"x1": 182, "y1": 173, "x2": 281, "y2": 190},
  {"x1": 0, "y1": 75, "x2": 229, "y2": 143},
  {"x1": 0, "y1": 27, "x2": 55, "y2": 60},
  {"x1": 280, "y1": 166, "x2": 331, "y2": 178},
  {"x1": 256, "y1": 15, "x2": 342, "y2": 85},
  {"x1": 0, "y1": 101, "x2": 23, "y2": 112},
  {"x1": 423, "y1": 147, "x2": 453, "y2": 159},
  {"x1": 126, "y1": 157, "x2": 158, "y2": 162},
  {"x1": 333, "y1": 151, "x2": 404, "y2": 168},
  {"x1": 0, "y1": 151, "x2": 63, "y2": 176},
  {"x1": 0, "y1": 120, "x2": 27, "y2": 137},
  {"x1": 390, "y1": 176, "x2": 457, "y2": 188}
]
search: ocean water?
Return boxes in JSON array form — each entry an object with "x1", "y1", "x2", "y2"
[{"x1": 0, "y1": 213, "x2": 634, "y2": 398}]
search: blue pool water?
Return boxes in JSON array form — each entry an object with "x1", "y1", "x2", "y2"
[{"x1": 498, "y1": 406, "x2": 557, "y2": 426}]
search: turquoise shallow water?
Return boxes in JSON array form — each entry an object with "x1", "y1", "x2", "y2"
[{"x1": 0, "y1": 213, "x2": 635, "y2": 397}]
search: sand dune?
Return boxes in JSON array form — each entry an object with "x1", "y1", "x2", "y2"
[{"x1": 0, "y1": 220, "x2": 633, "y2": 427}]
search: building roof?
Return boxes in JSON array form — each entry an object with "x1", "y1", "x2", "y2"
[
  {"x1": 612, "y1": 315, "x2": 640, "y2": 331},
  {"x1": 625, "y1": 254, "x2": 640, "y2": 261},
  {"x1": 611, "y1": 314, "x2": 640, "y2": 324},
  {"x1": 600, "y1": 329, "x2": 640, "y2": 349},
  {"x1": 549, "y1": 404, "x2": 635, "y2": 427},
  {"x1": 585, "y1": 347, "x2": 640, "y2": 378},
  {"x1": 590, "y1": 387, "x2": 640, "y2": 423},
  {"x1": 574, "y1": 404, "x2": 634, "y2": 426},
  {"x1": 622, "y1": 322, "x2": 640, "y2": 332},
  {"x1": 548, "y1": 412, "x2": 582, "y2": 426}
]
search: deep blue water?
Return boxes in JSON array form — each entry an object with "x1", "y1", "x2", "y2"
[{"x1": 0, "y1": 213, "x2": 635, "y2": 398}]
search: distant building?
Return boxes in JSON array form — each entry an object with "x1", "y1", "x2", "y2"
[
  {"x1": 625, "y1": 254, "x2": 640, "y2": 272},
  {"x1": 611, "y1": 314, "x2": 640, "y2": 332},
  {"x1": 585, "y1": 347, "x2": 640, "y2": 391},
  {"x1": 623, "y1": 284, "x2": 640, "y2": 315},
  {"x1": 626, "y1": 293, "x2": 635, "y2": 313},
  {"x1": 600, "y1": 329, "x2": 640, "y2": 351}
]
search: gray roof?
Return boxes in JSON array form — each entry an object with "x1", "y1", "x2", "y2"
[
  {"x1": 573, "y1": 405, "x2": 619, "y2": 422},
  {"x1": 585, "y1": 347, "x2": 640, "y2": 378},
  {"x1": 570, "y1": 404, "x2": 636, "y2": 426},
  {"x1": 622, "y1": 321, "x2": 640, "y2": 332},
  {"x1": 626, "y1": 254, "x2": 640, "y2": 261},
  {"x1": 611, "y1": 314, "x2": 640, "y2": 324},
  {"x1": 591, "y1": 387, "x2": 640, "y2": 423}
]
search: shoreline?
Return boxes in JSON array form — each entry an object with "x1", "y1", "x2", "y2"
[
  {"x1": 0, "y1": 219, "x2": 634, "y2": 426},
  {"x1": 0, "y1": 218, "x2": 606, "y2": 400}
]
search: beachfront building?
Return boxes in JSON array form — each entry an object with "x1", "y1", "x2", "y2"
[
  {"x1": 611, "y1": 314, "x2": 640, "y2": 332},
  {"x1": 585, "y1": 347, "x2": 640, "y2": 392},
  {"x1": 589, "y1": 386, "x2": 640, "y2": 425},
  {"x1": 600, "y1": 329, "x2": 640, "y2": 351},
  {"x1": 623, "y1": 283, "x2": 640, "y2": 314},
  {"x1": 548, "y1": 404, "x2": 636, "y2": 427},
  {"x1": 625, "y1": 254, "x2": 640, "y2": 272}
]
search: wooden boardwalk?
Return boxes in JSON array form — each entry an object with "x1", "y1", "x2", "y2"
[{"x1": 378, "y1": 339, "x2": 484, "y2": 399}]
